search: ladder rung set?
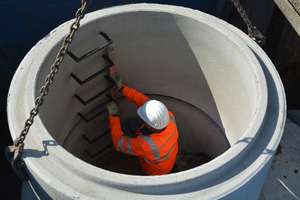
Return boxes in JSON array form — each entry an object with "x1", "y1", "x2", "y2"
[{"x1": 68, "y1": 31, "x2": 115, "y2": 159}]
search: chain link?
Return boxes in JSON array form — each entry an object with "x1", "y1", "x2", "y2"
[
  {"x1": 231, "y1": 0, "x2": 254, "y2": 34},
  {"x1": 14, "y1": 0, "x2": 93, "y2": 147},
  {"x1": 231, "y1": 0, "x2": 266, "y2": 46}
]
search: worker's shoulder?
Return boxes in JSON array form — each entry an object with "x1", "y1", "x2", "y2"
[{"x1": 168, "y1": 110, "x2": 175, "y2": 118}]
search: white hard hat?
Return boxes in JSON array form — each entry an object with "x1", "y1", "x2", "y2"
[{"x1": 137, "y1": 100, "x2": 170, "y2": 129}]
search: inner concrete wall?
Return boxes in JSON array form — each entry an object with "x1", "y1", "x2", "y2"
[{"x1": 35, "y1": 10, "x2": 259, "y2": 165}]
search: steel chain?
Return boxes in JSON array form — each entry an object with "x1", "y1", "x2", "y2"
[
  {"x1": 231, "y1": 0, "x2": 266, "y2": 46},
  {"x1": 231, "y1": 0, "x2": 254, "y2": 34},
  {"x1": 13, "y1": 0, "x2": 93, "y2": 147}
]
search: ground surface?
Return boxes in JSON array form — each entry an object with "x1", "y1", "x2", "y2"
[{"x1": 260, "y1": 111, "x2": 300, "y2": 200}]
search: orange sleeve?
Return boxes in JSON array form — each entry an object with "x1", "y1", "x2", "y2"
[
  {"x1": 121, "y1": 85, "x2": 149, "y2": 108},
  {"x1": 108, "y1": 115, "x2": 147, "y2": 157},
  {"x1": 108, "y1": 115, "x2": 125, "y2": 151}
]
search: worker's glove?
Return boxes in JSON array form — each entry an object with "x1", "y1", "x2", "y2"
[
  {"x1": 105, "y1": 101, "x2": 118, "y2": 116},
  {"x1": 111, "y1": 73, "x2": 123, "y2": 91}
]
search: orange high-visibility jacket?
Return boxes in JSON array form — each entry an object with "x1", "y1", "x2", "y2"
[{"x1": 108, "y1": 85, "x2": 179, "y2": 175}]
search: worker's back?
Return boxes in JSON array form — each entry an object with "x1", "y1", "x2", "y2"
[{"x1": 136, "y1": 111, "x2": 179, "y2": 175}]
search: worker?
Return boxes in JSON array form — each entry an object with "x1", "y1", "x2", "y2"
[{"x1": 105, "y1": 73, "x2": 179, "y2": 175}]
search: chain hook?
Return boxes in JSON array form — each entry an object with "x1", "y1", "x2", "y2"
[
  {"x1": 231, "y1": 0, "x2": 266, "y2": 46},
  {"x1": 5, "y1": 142, "x2": 29, "y2": 182},
  {"x1": 248, "y1": 26, "x2": 266, "y2": 46}
]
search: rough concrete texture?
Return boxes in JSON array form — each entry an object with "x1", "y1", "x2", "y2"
[
  {"x1": 7, "y1": 4, "x2": 286, "y2": 199},
  {"x1": 260, "y1": 111, "x2": 300, "y2": 200}
]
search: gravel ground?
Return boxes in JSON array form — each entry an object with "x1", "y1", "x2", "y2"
[{"x1": 260, "y1": 111, "x2": 300, "y2": 200}]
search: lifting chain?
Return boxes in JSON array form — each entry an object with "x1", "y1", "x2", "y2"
[
  {"x1": 5, "y1": 0, "x2": 93, "y2": 182},
  {"x1": 231, "y1": 0, "x2": 266, "y2": 46}
]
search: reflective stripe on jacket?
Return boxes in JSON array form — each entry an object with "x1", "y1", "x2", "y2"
[{"x1": 108, "y1": 85, "x2": 179, "y2": 175}]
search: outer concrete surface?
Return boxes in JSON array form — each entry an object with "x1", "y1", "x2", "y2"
[{"x1": 7, "y1": 4, "x2": 286, "y2": 200}]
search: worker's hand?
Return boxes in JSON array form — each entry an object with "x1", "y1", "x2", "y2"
[
  {"x1": 105, "y1": 101, "x2": 118, "y2": 116},
  {"x1": 111, "y1": 73, "x2": 123, "y2": 91}
]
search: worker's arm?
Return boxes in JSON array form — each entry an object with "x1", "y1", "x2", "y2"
[
  {"x1": 109, "y1": 115, "x2": 147, "y2": 156},
  {"x1": 121, "y1": 85, "x2": 149, "y2": 108},
  {"x1": 110, "y1": 73, "x2": 149, "y2": 108}
]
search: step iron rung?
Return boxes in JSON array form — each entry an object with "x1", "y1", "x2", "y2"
[
  {"x1": 78, "y1": 108, "x2": 106, "y2": 123},
  {"x1": 82, "y1": 129, "x2": 111, "y2": 145},
  {"x1": 71, "y1": 55, "x2": 114, "y2": 85},
  {"x1": 67, "y1": 32, "x2": 113, "y2": 63},
  {"x1": 74, "y1": 84, "x2": 115, "y2": 106},
  {"x1": 84, "y1": 143, "x2": 114, "y2": 159}
]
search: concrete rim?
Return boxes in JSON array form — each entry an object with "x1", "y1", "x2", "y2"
[{"x1": 7, "y1": 3, "x2": 285, "y2": 199}]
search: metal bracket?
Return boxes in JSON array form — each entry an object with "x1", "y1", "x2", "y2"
[
  {"x1": 78, "y1": 94, "x2": 115, "y2": 122},
  {"x1": 78, "y1": 109, "x2": 106, "y2": 123},
  {"x1": 104, "y1": 75, "x2": 115, "y2": 85},
  {"x1": 71, "y1": 55, "x2": 114, "y2": 85},
  {"x1": 74, "y1": 84, "x2": 115, "y2": 106},
  {"x1": 105, "y1": 93, "x2": 117, "y2": 104},
  {"x1": 5, "y1": 144, "x2": 29, "y2": 182},
  {"x1": 82, "y1": 129, "x2": 111, "y2": 144},
  {"x1": 248, "y1": 26, "x2": 266, "y2": 46},
  {"x1": 84, "y1": 143, "x2": 114, "y2": 159},
  {"x1": 67, "y1": 32, "x2": 113, "y2": 63}
]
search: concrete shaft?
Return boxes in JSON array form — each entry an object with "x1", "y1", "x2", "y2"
[{"x1": 7, "y1": 4, "x2": 286, "y2": 200}]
